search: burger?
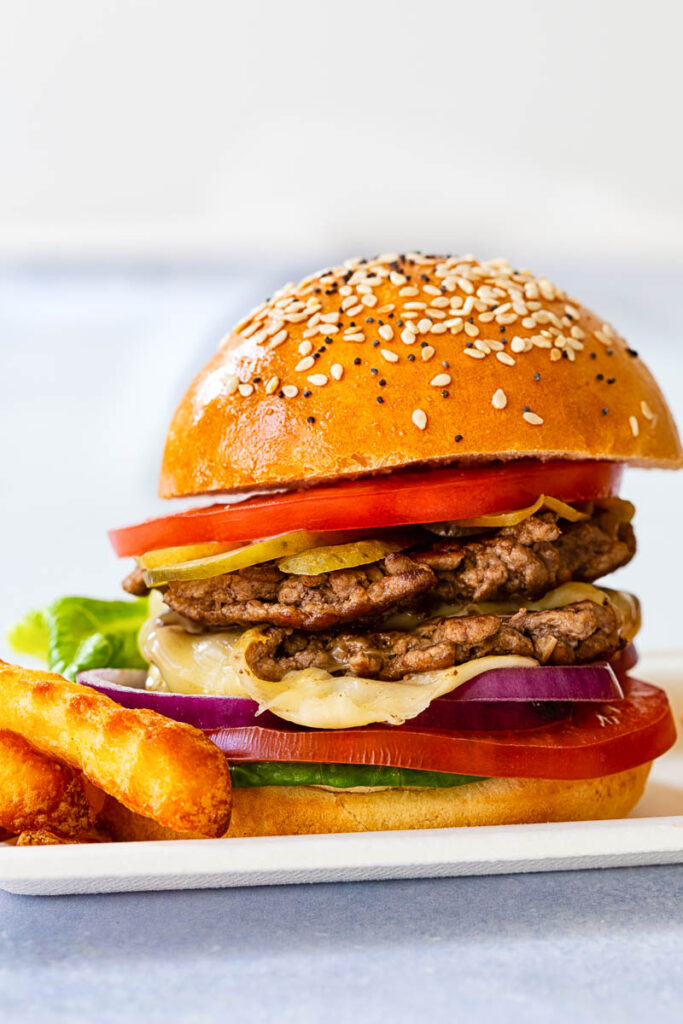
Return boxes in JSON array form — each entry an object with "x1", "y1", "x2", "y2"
[{"x1": 102, "y1": 253, "x2": 680, "y2": 837}]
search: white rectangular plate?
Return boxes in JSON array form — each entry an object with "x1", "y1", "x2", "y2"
[{"x1": 2, "y1": 653, "x2": 682, "y2": 896}]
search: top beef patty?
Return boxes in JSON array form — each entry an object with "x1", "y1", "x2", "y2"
[{"x1": 124, "y1": 505, "x2": 635, "y2": 631}]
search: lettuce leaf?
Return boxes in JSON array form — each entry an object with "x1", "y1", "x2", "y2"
[
  {"x1": 6, "y1": 608, "x2": 50, "y2": 662},
  {"x1": 8, "y1": 596, "x2": 149, "y2": 681},
  {"x1": 229, "y1": 761, "x2": 485, "y2": 789}
]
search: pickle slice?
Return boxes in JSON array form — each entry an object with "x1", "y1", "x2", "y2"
[
  {"x1": 142, "y1": 530, "x2": 358, "y2": 586},
  {"x1": 428, "y1": 494, "x2": 589, "y2": 535},
  {"x1": 278, "y1": 538, "x2": 404, "y2": 576},
  {"x1": 138, "y1": 542, "x2": 241, "y2": 570}
]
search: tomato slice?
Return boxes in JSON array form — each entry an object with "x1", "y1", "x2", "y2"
[
  {"x1": 109, "y1": 459, "x2": 623, "y2": 557},
  {"x1": 206, "y1": 679, "x2": 675, "y2": 780}
]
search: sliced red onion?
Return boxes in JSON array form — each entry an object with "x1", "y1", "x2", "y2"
[
  {"x1": 77, "y1": 668, "x2": 571, "y2": 732},
  {"x1": 610, "y1": 643, "x2": 638, "y2": 675},
  {"x1": 76, "y1": 669, "x2": 284, "y2": 730},
  {"x1": 448, "y1": 663, "x2": 623, "y2": 703}
]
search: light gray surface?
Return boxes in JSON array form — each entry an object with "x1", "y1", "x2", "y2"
[{"x1": 0, "y1": 867, "x2": 682, "y2": 1023}]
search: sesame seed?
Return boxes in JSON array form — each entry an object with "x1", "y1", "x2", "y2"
[
  {"x1": 629, "y1": 415, "x2": 639, "y2": 437},
  {"x1": 345, "y1": 304, "x2": 363, "y2": 317},
  {"x1": 390, "y1": 271, "x2": 407, "y2": 285},
  {"x1": 344, "y1": 332, "x2": 365, "y2": 343},
  {"x1": 401, "y1": 327, "x2": 417, "y2": 345},
  {"x1": 330, "y1": 363, "x2": 344, "y2": 380},
  {"x1": 522, "y1": 411, "x2": 544, "y2": 425},
  {"x1": 361, "y1": 294, "x2": 377, "y2": 308},
  {"x1": 405, "y1": 302, "x2": 428, "y2": 311},
  {"x1": 307, "y1": 374, "x2": 327, "y2": 387},
  {"x1": 454, "y1": 434, "x2": 463, "y2": 442},
  {"x1": 376, "y1": 396, "x2": 384, "y2": 404},
  {"x1": 378, "y1": 324, "x2": 394, "y2": 341},
  {"x1": 492, "y1": 388, "x2": 508, "y2": 409},
  {"x1": 295, "y1": 356, "x2": 316, "y2": 373},
  {"x1": 238, "y1": 383, "x2": 254, "y2": 397},
  {"x1": 602, "y1": 408, "x2": 609, "y2": 415},
  {"x1": 270, "y1": 329, "x2": 288, "y2": 348},
  {"x1": 641, "y1": 400, "x2": 654, "y2": 420},
  {"x1": 464, "y1": 348, "x2": 486, "y2": 360},
  {"x1": 298, "y1": 340, "x2": 313, "y2": 356},
  {"x1": 282, "y1": 384, "x2": 299, "y2": 398},
  {"x1": 399, "y1": 286, "x2": 419, "y2": 297},
  {"x1": 510, "y1": 336, "x2": 526, "y2": 354},
  {"x1": 464, "y1": 321, "x2": 479, "y2": 338},
  {"x1": 496, "y1": 351, "x2": 516, "y2": 366},
  {"x1": 353, "y1": 357, "x2": 361, "y2": 365},
  {"x1": 381, "y1": 348, "x2": 399, "y2": 363},
  {"x1": 430, "y1": 373, "x2": 451, "y2": 387},
  {"x1": 407, "y1": 353, "x2": 416, "y2": 362},
  {"x1": 417, "y1": 318, "x2": 433, "y2": 333},
  {"x1": 412, "y1": 409, "x2": 427, "y2": 430},
  {"x1": 307, "y1": 416, "x2": 316, "y2": 424},
  {"x1": 265, "y1": 376, "x2": 279, "y2": 395},
  {"x1": 421, "y1": 345, "x2": 435, "y2": 361}
]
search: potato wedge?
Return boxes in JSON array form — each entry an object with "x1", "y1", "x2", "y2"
[
  {"x1": 0, "y1": 729, "x2": 93, "y2": 836},
  {"x1": 0, "y1": 660, "x2": 231, "y2": 838}
]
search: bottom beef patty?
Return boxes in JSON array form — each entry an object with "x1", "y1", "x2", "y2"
[{"x1": 245, "y1": 599, "x2": 623, "y2": 682}]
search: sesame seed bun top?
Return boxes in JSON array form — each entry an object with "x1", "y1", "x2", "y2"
[{"x1": 159, "y1": 254, "x2": 682, "y2": 497}]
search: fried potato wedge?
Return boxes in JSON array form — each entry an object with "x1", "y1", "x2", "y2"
[
  {"x1": 0, "y1": 729, "x2": 93, "y2": 836},
  {"x1": 15, "y1": 827, "x2": 109, "y2": 846},
  {"x1": 99, "y1": 794, "x2": 207, "y2": 842},
  {"x1": 0, "y1": 661, "x2": 231, "y2": 838}
]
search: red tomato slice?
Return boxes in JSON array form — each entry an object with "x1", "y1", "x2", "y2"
[
  {"x1": 206, "y1": 680, "x2": 675, "y2": 780},
  {"x1": 109, "y1": 459, "x2": 623, "y2": 556}
]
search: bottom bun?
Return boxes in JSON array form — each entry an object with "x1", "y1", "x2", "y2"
[
  {"x1": 100, "y1": 764, "x2": 651, "y2": 841},
  {"x1": 225, "y1": 764, "x2": 651, "y2": 836}
]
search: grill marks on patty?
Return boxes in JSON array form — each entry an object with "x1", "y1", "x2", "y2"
[
  {"x1": 246, "y1": 600, "x2": 623, "y2": 682},
  {"x1": 157, "y1": 552, "x2": 437, "y2": 631}
]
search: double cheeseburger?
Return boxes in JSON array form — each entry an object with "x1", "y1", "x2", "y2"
[{"x1": 109, "y1": 254, "x2": 680, "y2": 836}]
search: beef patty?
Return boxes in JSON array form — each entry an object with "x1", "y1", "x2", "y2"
[
  {"x1": 150, "y1": 552, "x2": 437, "y2": 631},
  {"x1": 123, "y1": 506, "x2": 634, "y2": 631},
  {"x1": 245, "y1": 600, "x2": 623, "y2": 682},
  {"x1": 417, "y1": 506, "x2": 635, "y2": 603}
]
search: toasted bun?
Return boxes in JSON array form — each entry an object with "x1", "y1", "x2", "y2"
[
  {"x1": 160, "y1": 255, "x2": 681, "y2": 497},
  {"x1": 100, "y1": 765, "x2": 650, "y2": 840}
]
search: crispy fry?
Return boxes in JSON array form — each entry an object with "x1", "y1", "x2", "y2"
[
  {"x1": 15, "y1": 827, "x2": 110, "y2": 846},
  {"x1": 99, "y1": 794, "x2": 207, "y2": 842},
  {"x1": 0, "y1": 661, "x2": 231, "y2": 837},
  {"x1": 0, "y1": 729, "x2": 93, "y2": 835}
]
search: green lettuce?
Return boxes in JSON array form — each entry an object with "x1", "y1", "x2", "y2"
[
  {"x1": 229, "y1": 761, "x2": 485, "y2": 789},
  {"x1": 8, "y1": 596, "x2": 149, "y2": 681}
]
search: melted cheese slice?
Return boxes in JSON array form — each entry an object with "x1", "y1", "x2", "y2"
[{"x1": 139, "y1": 583, "x2": 640, "y2": 730}]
